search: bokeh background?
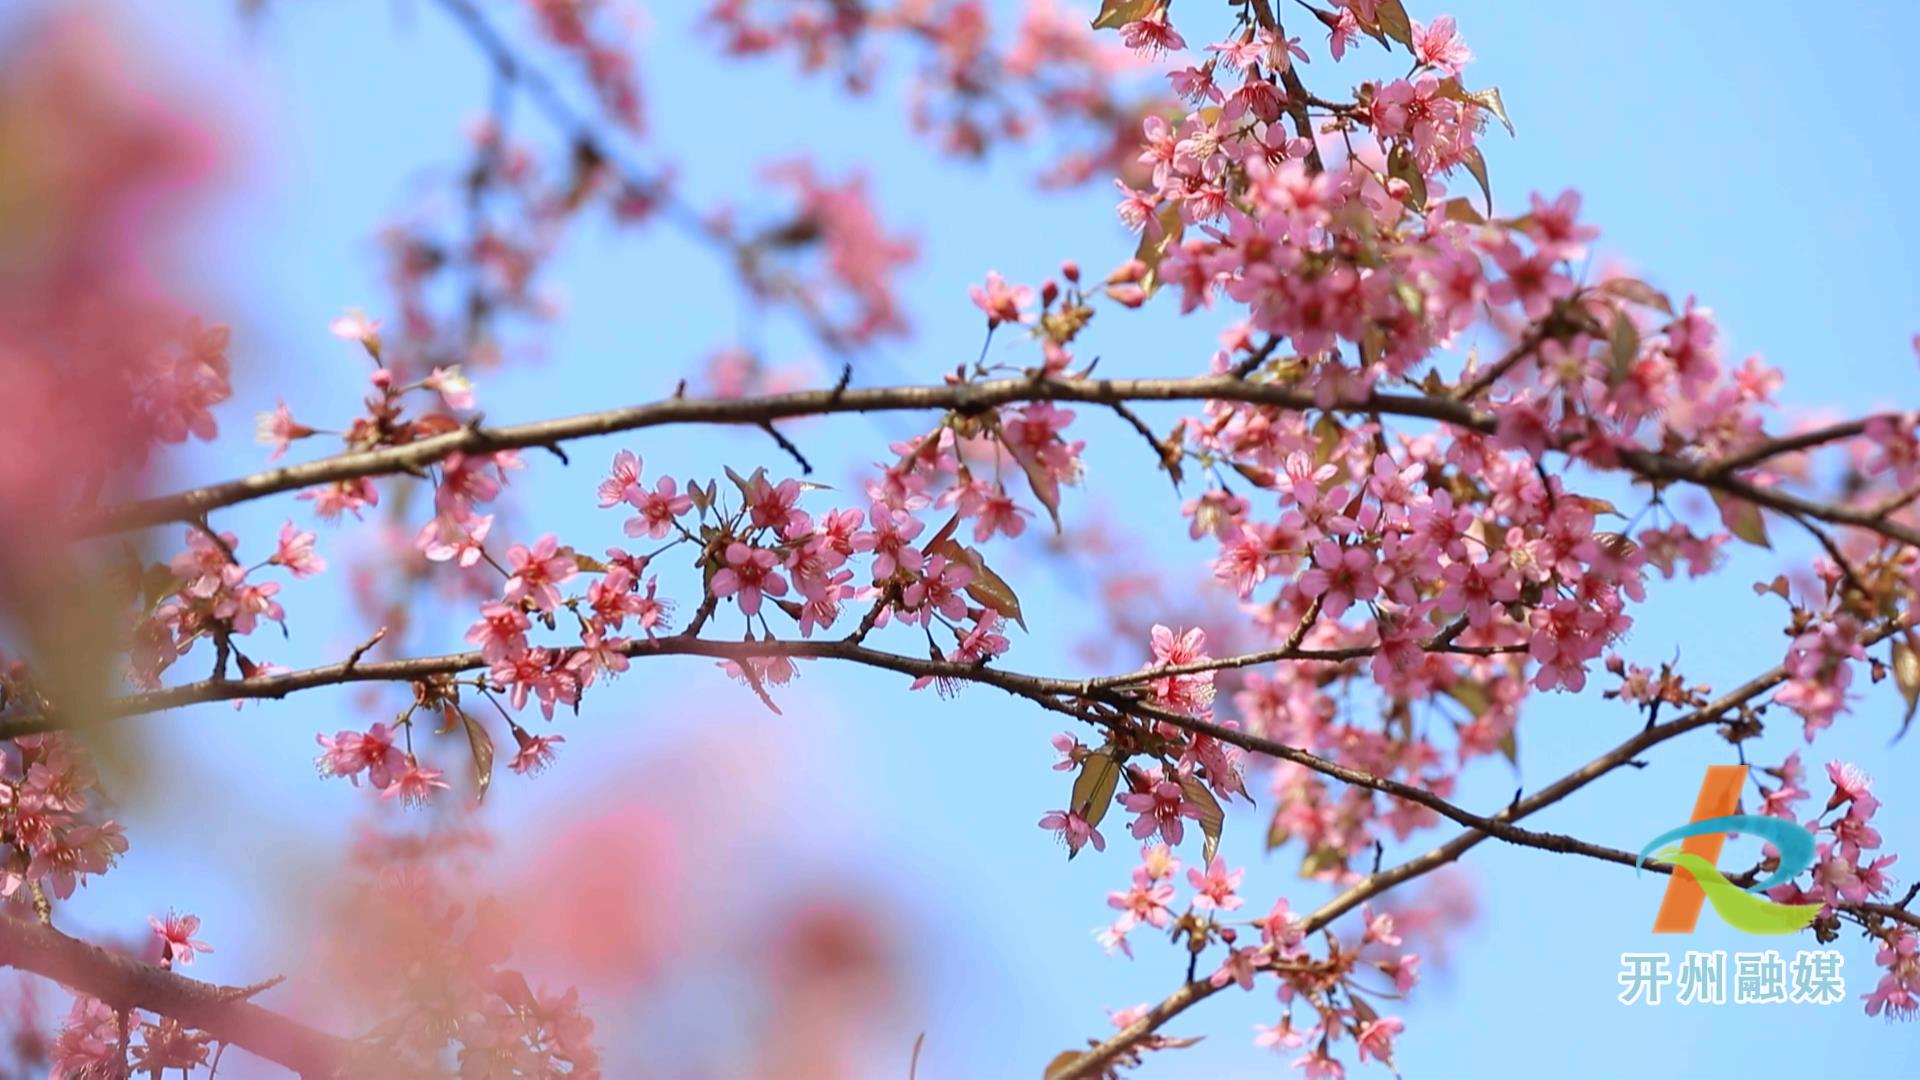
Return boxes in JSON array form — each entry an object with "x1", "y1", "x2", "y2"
[{"x1": 6, "y1": 1, "x2": 1918, "y2": 1076}]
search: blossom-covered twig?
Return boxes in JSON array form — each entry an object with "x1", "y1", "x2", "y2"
[
  {"x1": 1052, "y1": 618, "x2": 1913, "y2": 1078},
  {"x1": 40, "y1": 622, "x2": 1912, "y2": 945},
  {"x1": 75, "y1": 374, "x2": 1920, "y2": 552}
]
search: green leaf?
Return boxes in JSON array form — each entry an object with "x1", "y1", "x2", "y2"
[
  {"x1": 1386, "y1": 142, "x2": 1427, "y2": 211},
  {"x1": 724, "y1": 464, "x2": 768, "y2": 502},
  {"x1": 1608, "y1": 307, "x2": 1641, "y2": 385},
  {"x1": 1135, "y1": 202, "x2": 1185, "y2": 297},
  {"x1": 1457, "y1": 145, "x2": 1493, "y2": 215},
  {"x1": 1300, "y1": 847, "x2": 1344, "y2": 878},
  {"x1": 460, "y1": 709, "x2": 496, "y2": 803},
  {"x1": 140, "y1": 562, "x2": 180, "y2": 613},
  {"x1": 1178, "y1": 773, "x2": 1225, "y2": 864},
  {"x1": 1311, "y1": 414, "x2": 1345, "y2": 467},
  {"x1": 1893, "y1": 638, "x2": 1920, "y2": 741},
  {"x1": 1496, "y1": 729, "x2": 1518, "y2": 767},
  {"x1": 1044, "y1": 1051, "x2": 1085, "y2": 1079},
  {"x1": 1266, "y1": 813, "x2": 1292, "y2": 852},
  {"x1": 1009, "y1": 442, "x2": 1064, "y2": 532},
  {"x1": 1439, "y1": 196, "x2": 1485, "y2": 225},
  {"x1": 1089, "y1": 0, "x2": 1156, "y2": 31},
  {"x1": 1446, "y1": 680, "x2": 1489, "y2": 718},
  {"x1": 1070, "y1": 749, "x2": 1122, "y2": 832},
  {"x1": 929, "y1": 538, "x2": 1027, "y2": 631},
  {"x1": 1373, "y1": 0, "x2": 1414, "y2": 48},
  {"x1": 1470, "y1": 86, "x2": 1515, "y2": 136},
  {"x1": 1711, "y1": 491, "x2": 1771, "y2": 549},
  {"x1": 920, "y1": 512, "x2": 963, "y2": 556}
]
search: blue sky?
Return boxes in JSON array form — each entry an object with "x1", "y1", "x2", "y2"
[{"x1": 23, "y1": 1, "x2": 1920, "y2": 1076}]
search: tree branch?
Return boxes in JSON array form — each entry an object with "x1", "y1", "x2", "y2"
[
  {"x1": 71, "y1": 375, "x2": 1920, "y2": 554},
  {"x1": 0, "y1": 914, "x2": 347, "y2": 1077},
  {"x1": 41, "y1": 620, "x2": 1913, "y2": 942},
  {"x1": 1051, "y1": 616, "x2": 1913, "y2": 1078}
]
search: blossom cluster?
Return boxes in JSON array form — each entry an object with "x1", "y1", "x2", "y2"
[
  {"x1": 0, "y1": 732, "x2": 126, "y2": 904},
  {"x1": 1094, "y1": 841, "x2": 1416, "y2": 1078},
  {"x1": 1756, "y1": 757, "x2": 1916, "y2": 1019}
]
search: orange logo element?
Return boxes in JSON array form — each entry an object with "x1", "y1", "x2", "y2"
[{"x1": 1652, "y1": 765, "x2": 1748, "y2": 934}]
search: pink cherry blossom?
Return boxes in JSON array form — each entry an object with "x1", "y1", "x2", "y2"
[
  {"x1": 148, "y1": 910, "x2": 213, "y2": 967},
  {"x1": 1411, "y1": 16, "x2": 1472, "y2": 75},
  {"x1": 708, "y1": 542, "x2": 789, "y2": 616},
  {"x1": 381, "y1": 758, "x2": 451, "y2": 808},
  {"x1": 269, "y1": 520, "x2": 326, "y2": 578},
  {"x1": 968, "y1": 271, "x2": 1034, "y2": 327},
  {"x1": 504, "y1": 534, "x2": 579, "y2": 612}
]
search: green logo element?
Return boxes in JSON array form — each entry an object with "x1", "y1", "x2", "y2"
[{"x1": 1637, "y1": 814, "x2": 1824, "y2": 936}]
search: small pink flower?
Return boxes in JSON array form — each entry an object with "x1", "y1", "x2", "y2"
[
  {"x1": 314, "y1": 722, "x2": 404, "y2": 788},
  {"x1": 1298, "y1": 540, "x2": 1381, "y2": 618},
  {"x1": 598, "y1": 450, "x2": 643, "y2": 509},
  {"x1": 1120, "y1": 14, "x2": 1186, "y2": 58},
  {"x1": 419, "y1": 513, "x2": 493, "y2": 567},
  {"x1": 504, "y1": 534, "x2": 578, "y2": 612},
  {"x1": 381, "y1": 758, "x2": 451, "y2": 807},
  {"x1": 297, "y1": 477, "x2": 381, "y2": 520},
  {"x1": 1038, "y1": 809, "x2": 1106, "y2": 857},
  {"x1": 466, "y1": 601, "x2": 531, "y2": 663},
  {"x1": 509, "y1": 731, "x2": 565, "y2": 776},
  {"x1": 148, "y1": 910, "x2": 213, "y2": 967},
  {"x1": 852, "y1": 502, "x2": 925, "y2": 579},
  {"x1": 709, "y1": 542, "x2": 788, "y2": 616},
  {"x1": 968, "y1": 271, "x2": 1034, "y2": 327},
  {"x1": 624, "y1": 476, "x2": 694, "y2": 539},
  {"x1": 424, "y1": 365, "x2": 475, "y2": 410},
  {"x1": 254, "y1": 401, "x2": 309, "y2": 461},
  {"x1": 1354, "y1": 1016, "x2": 1405, "y2": 1065},
  {"x1": 269, "y1": 521, "x2": 326, "y2": 578},
  {"x1": 746, "y1": 475, "x2": 808, "y2": 533},
  {"x1": 1361, "y1": 905, "x2": 1401, "y2": 947},
  {"x1": 328, "y1": 307, "x2": 382, "y2": 354},
  {"x1": 1186, "y1": 855, "x2": 1245, "y2": 912},
  {"x1": 1412, "y1": 15, "x2": 1472, "y2": 75},
  {"x1": 1825, "y1": 760, "x2": 1874, "y2": 809},
  {"x1": 1117, "y1": 767, "x2": 1203, "y2": 845}
]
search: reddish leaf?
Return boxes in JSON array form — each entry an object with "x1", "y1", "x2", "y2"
[{"x1": 1177, "y1": 772, "x2": 1225, "y2": 864}]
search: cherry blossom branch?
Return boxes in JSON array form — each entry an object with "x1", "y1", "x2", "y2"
[
  {"x1": 1051, "y1": 616, "x2": 1914, "y2": 1079},
  {"x1": 74, "y1": 375, "x2": 1920, "y2": 552},
  {"x1": 1084, "y1": 617, "x2": 1519, "y2": 688},
  {"x1": 1246, "y1": 0, "x2": 1326, "y2": 175},
  {"x1": 0, "y1": 914, "x2": 346, "y2": 1077},
  {"x1": 1705, "y1": 418, "x2": 1878, "y2": 476},
  {"x1": 54, "y1": 621, "x2": 1913, "y2": 931},
  {"x1": 1453, "y1": 315, "x2": 1561, "y2": 401},
  {"x1": 0, "y1": 637, "x2": 1701, "y2": 870}
]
